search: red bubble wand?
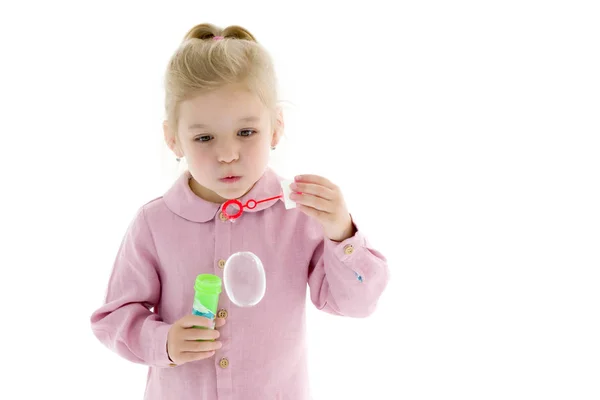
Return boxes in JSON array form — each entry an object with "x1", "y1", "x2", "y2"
[{"x1": 221, "y1": 194, "x2": 283, "y2": 220}]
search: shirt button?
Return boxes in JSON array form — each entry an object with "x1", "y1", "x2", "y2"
[
  {"x1": 218, "y1": 259, "x2": 226, "y2": 269},
  {"x1": 169, "y1": 363, "x2": 177, "y2": 367},
  {"x1": 217, "y1": 309, "x2": 228, "y2": 319},
  {"x1": 219, "y1": 212, "x2": 228, "y2": 221},
  {"x1": 344, "y1": 244, "x2": 354, "y2": 255},
  {"x1": 219, "y1": 357, "x2": 229, "y2": 368}
]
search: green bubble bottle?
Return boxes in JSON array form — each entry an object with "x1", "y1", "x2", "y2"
[{"x1": 192, "y1": 274, "x2": 222, "y2": 333}]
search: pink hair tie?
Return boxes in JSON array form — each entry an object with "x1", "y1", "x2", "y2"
[{"x1": 213, "y1": 36, "x2": 224, "y2": 40}]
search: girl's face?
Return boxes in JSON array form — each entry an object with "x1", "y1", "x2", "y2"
[{"x1": 165, "y1": 83, "x2": 282, "y2": 203}]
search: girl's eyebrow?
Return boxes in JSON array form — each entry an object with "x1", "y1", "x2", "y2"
[
  {"x1": 188, "y1": 116, "x2": 260, "y2": 130},
  {"x1": 238, "y1": 116, "x2": 260, "y2": 123}
]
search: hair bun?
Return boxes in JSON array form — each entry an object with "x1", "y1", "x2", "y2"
[
  {"x1": 183, "y1": 23, "x2": 220, "y2": 41},
  {"x1": 222, "y1": 25, "x2": 256, "y2": 42},
  {"x1": 183, "y1": 23, "x2": 257, "y2": 42}
]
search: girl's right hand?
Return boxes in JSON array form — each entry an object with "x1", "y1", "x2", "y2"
[{"x1": 166, "y1": 315, "x2": 226, "y2": 365}]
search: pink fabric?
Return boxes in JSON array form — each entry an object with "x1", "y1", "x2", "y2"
[{"x1": 90, "y1": 167, "x2": 389, "y2": 400}]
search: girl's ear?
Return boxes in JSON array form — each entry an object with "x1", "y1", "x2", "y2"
[
  {"x1": 163, "y1": 121, "x2": 184, "y2": 158},
  {"x1": 271, "y1": 107, "x2": 284, "y2": 148}
]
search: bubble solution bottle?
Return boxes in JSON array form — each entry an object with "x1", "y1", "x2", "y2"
[{"x1": 192, "y1": 274, "x2": 222, "y2": 335}]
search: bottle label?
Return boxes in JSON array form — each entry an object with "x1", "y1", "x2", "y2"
[{"x1": 192, "y1": 298, "x2": 215, "y2": 320}]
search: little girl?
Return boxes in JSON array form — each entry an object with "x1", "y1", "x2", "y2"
[{"x1": 90, "y1": 22, "x2": 389, "y2": 400}]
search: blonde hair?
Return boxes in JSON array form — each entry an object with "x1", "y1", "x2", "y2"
[{"x1": 164, "y1": 23, "x2": 278, "y2": 133}]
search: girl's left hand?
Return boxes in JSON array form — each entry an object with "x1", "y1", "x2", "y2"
[{"x1": 289, "y1": 175, "x2": 356, "y2": 242}]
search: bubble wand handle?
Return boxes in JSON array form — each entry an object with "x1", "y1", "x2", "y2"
[{"x1": 221, "y1": 194, "x2": 283, "y2": 220}]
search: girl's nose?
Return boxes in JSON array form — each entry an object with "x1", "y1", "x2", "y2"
[{"x1": 217, "y1": 143, "x2": 240, "y2": 163}]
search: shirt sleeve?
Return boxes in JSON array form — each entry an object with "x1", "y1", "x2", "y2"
[
  {"x1": 307, "y1": 217, "x2": 390, "y2": 318},
  {"x1": 90, "y1": 207, "x2": 174, "y2": 368}
]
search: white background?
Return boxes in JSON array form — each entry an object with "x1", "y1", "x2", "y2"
[{"x1": 1, "y1": 1, "x2": 599, "y2": 399}]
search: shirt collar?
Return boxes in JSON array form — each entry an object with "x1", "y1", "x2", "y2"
[{"x1": 163, "y1": 167, "x2": 286, "y2": 223}]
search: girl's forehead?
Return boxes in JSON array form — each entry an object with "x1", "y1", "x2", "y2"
[
  {"x1": 184, "y1": 88, "x2": 264, "y2": 114},
  {"x1": 179, "y1": 86, "x2": 270, "y2": 128},
  {"x1": 189, "y1": 84, "x2": 261, "y2": 105}
]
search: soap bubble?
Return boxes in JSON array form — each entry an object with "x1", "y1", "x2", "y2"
[{"x1": 222, "y1": 251, "x2": 266, "y2": 307}]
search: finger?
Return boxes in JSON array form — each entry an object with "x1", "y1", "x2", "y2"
[
  {"x1": 290, "y1": 192, "x2": 335, "y2": 213},
  {"x1": 180, "y1": 339, "x2": 223, "y2": 352},
  {"x1": 176, "y1": 350, "x2": 217, "y2": 364},
  {"x1": 290, "y1": 182, "x2": 336, "y2": 200},
  {"x1": 294, "y1": 174, "x2": 338, "y2": 190},
  {"x1": 214, "y1": 317, "x2": 226, "y2": 328},
  {"x1": 178, "y1": 315, "x2": 213, "y2": 329},
  {"x1": 181, "y1": 326, "x2": 221, "y2": 341}
]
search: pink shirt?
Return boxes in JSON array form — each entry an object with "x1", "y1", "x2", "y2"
[{"x1": 90, "y1": 167, "x2": 389, "y2": 400}]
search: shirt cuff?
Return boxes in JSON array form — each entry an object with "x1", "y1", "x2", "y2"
[
  {"x1": 325, "y1": 227, "x2": 368, "y2": 282},
  {"x1": 150, "y1": 323, "x2": 176, "y2": 368}
]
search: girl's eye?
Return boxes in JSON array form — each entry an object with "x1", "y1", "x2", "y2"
[
  {"x1": 239, "y1": 129, "x2": 256, "y2": 137},
  {"x1": 195, "y1": 135, "x2": 212, "y2": 142}
]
